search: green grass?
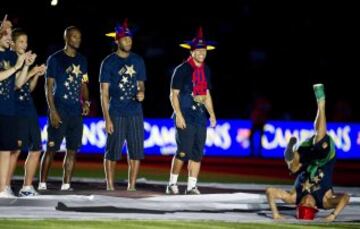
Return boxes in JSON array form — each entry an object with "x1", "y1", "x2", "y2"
[{"x1": 0, "y1": 220, "x2": 358, "y2": 229}]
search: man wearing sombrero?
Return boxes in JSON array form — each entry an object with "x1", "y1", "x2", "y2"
[
  {"x1": 100, "y1": 19, "x2": 146, "y2": 191},
  {"x1": 166, "y1": 27, "x2": 216, "y2": 195},
  {"x1": 266, "y1": 84, "x2": 350, "y2": 221}
]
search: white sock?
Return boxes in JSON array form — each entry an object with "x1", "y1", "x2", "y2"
[
  {"x1": 61, "y1": 183, "x2": 70, "y2": 190},
  {"x1": 22, "y1": 186, "x2": 32, "y2": 190},
  {"x1": 169, "y1": 173, "x2": 178, "y2": 185},
  {"x1": 187, "y1": 177, "x2": 197, "y2": 191}
]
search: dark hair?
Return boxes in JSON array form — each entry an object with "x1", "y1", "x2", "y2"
[
  {"x1": 12, "y1": 28, "x2": 27, "y2": 42},
  {"x1": 63, "y1": 26, "x2": 80, "y2": 39}
]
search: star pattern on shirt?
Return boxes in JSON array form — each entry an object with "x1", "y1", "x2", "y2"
[
  {"x1": 16, "y1": 82, "x2": 31, "y2": 102},
  {"x1": 117, "y1": 64, "x2": 137, "y2": 101},
  {"x1": 0, "y1": 58, "x2": 15, "y2": 100},
  {"x1": 17, "y1": 83, "x2": 32, "y2": 102},
  {"x1": 61, "y1": 64, "x2": 83, "y2": 102},
  {"x1": 125, "y1": 65, "x2": 136, "y2": 77},
  {"x1": 2, "y1": 60, "x2": 11, "y2": 70},
  {"x1": 1, "y1": 60, "x2": 11, "y2": 70},
  {"x1": 71, "y1": 64, "x2": 82, "y2": 78},
  {"x1": 0, "y1": 78, "x2": 12, "y2": 99},
  {"x1": 302, "y1": 179, "x2": 313, "y2": 193},
  {"x1": 68, "y1": 76, "x2": 74, "y2": 82},
  {"x1": 121, "y1": 76, "x2": 129, "y2": 84}
]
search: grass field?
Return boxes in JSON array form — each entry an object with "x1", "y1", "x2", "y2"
[{"x1": 0, "y1": 220, "x2": 359, "y2": 229}]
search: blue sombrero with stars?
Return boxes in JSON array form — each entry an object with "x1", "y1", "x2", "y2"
[
  {"x1": 180, "y1": 27, "x2": 216, "y2": 51},
  {"x1": 105, "y1": 18, "x2": 132, "y2": 40}
]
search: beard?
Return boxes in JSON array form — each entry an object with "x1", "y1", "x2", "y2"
[{"x1": 119, "y1": 44, "x2": 131, "y2": 53}]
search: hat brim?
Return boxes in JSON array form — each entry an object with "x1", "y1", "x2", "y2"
[
  {"x1": 105, "y1": 32, "x2": 116, "y2": 38},
  {"x1": 105, "y1": 32, "x2": 132, "y2": 38},
  {"x1": 179, "y1": 43, "x2": 216, "y2": 51}
]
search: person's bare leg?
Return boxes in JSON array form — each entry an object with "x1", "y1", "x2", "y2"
[
  {"x1": 188, "y1": 160, "x2": 201, "y2": 178},
  {"x1": 127, "y1": 157, "x2": 140, "y2": 190},
  {"x1": 313, "y1": 84, "x2": 327, "y2": 143},
  {"x1": 23, "y1": 151, "x2": 41, "y2": 186},
  {"x1": 39, "y1": 151, "x2": 55, "y2": 183},
  {"x1": 6, "y1": 150, "x2": 20, "y2": 186},
  {"x1": 266, "y1": 187, "x2": 296, "y2": 220},
  {"x1": 186, "y1": 160, "x2": 201, "y2": 192},
  {"x1": 0, "y1": 151, "x2": 11, "y2": 192},
  {"x1": 104, "y1": 159, "x2": 116, "y2": 190},
  {"x1": 166, "y1": 156, "x2": 184, "y2": 194},
  {"x1": 322, "y1": 190, "x2": 350, "y2": 222},
  {"x1": 170, "y1": 156, "x2": 184, "y2": 175},
  {"x1": 62, "y1": 150, "x2": 76, "y2": 185}
]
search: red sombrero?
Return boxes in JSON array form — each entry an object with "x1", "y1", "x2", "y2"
[{"x1": 296, "y1": 205, "x2": 318, "y2": 220}]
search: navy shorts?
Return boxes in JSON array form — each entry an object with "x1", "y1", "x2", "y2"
[
  {"x1": 17, "y1": 115, "x2": 42, "y2": 152},
  {"x1": 0, "y1": 115, "x2": 18, "y2": 151},
  {"x1": 175, "y1": 123, "x2": 207, "y2": 162},
  {"x1": 105, "y1": 115, "x2": 144, "y2": 161},
  {"x1": 47, "y1": 112, "x2": 83, "y2": 152}
]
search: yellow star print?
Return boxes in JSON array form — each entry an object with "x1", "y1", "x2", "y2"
[
  {"x1": 125, "y1": 65, "x2": 136, "y2": 77},
  {"x1": 71, "y1": 64, "x2": 82, "y2": 78},
  {"x1": 2, "y1": 60, "x2": 11, "y2": 70},
  {"x1": 302, "y1": 179, "x2": 314, "y2": 192}
]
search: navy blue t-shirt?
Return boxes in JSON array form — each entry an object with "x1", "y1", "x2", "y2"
[
  {"x1": 99, "y1": 52, "x2": 146, "y2": 117},
  {"x1": 15, "y1": 82, "x2": 37, "y2": 116},
  {"x1": 46, "y1": 50, "x2": 88, "y2": 115},
  {"x1": 170, "y1": 61, "x2": 212, "y2": 126},
  {"x1": 295, "y1": 157, "x2": 335, "y2": 209},
  {"x1": 0, "y1": 49, "x2": 17, "y2": 116}
]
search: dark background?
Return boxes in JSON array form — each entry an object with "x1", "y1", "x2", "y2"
[{"x1": 2, "y1": 0, "x2": 359, "y2": 121}]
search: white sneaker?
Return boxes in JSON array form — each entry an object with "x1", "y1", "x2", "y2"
[
  {"x1": 60, "y1": 183, "x2": 73, "y2": 191},
  {"x1": 0, "y1": 187, "x2": 16, "y2": 198},
  {"x1": 6, "y1": 186, "x2": 15, "y2": 196},
  {"x1": 19, "y1": 186, "x2": 39, "y2": 197},
  {"x1": 185, "y1": 186, "x2": 201, "y2": 195},
  {"x1": 38, "y1": 182, "x2": 47, "y2": 190},
  {"x1": 166, "y1": 184, "x2": 179, "y2": 195}
]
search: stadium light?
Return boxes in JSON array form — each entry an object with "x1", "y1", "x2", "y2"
[{"x1": 51, "y1": 0, "x2": 58, "y2": 6}]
